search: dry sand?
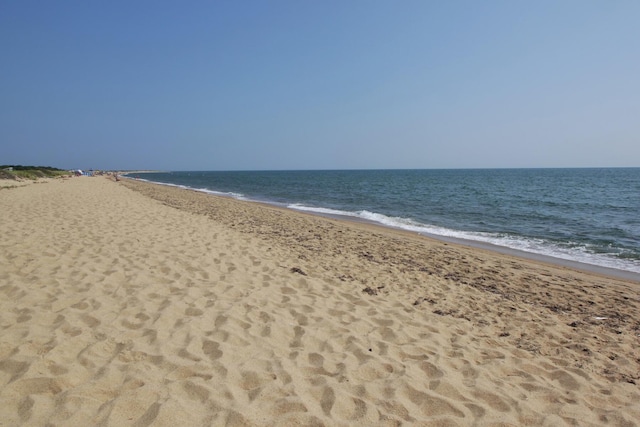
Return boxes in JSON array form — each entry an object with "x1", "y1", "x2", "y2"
[
  {"x1": 1, "y1": 176, "x2": 638, "y2": 426},
  {"x1": 0, "y1": 178, "x2": 53, "y2": 189}
]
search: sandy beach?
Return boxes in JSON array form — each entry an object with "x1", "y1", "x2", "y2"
[{"x1": 1, "y1": 176, "x2": 638, "y2": 426}]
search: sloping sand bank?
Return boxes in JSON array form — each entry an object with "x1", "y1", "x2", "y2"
[{"x1": 1, "y1": 177, "x2": 638, "y2": 426}]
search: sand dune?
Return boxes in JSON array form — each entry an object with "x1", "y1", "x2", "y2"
[{"x1": 0, "y1": 177, "x2": 638, "y2": 426}]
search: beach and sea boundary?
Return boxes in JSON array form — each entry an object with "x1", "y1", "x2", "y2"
[
  {"x1": 129, "y1": 169, "x2": 640, "y2": 279},
  {"x1": 1, "y1": 175, "x2": 638, "y2": 425}
]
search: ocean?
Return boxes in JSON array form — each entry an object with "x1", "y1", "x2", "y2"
[{"x1": 129, "y1": 168, "x2": 640, "y2": 276}]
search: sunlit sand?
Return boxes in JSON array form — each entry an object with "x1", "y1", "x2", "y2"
[{"x1": 1, "y1": 176, "x2": 638, "y2": 426}]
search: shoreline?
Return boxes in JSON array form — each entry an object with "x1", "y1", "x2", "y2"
[
  {"x1": 419, "y1": 232, "x2": 640, "y2": 283},
  {"x1": 125, "y1": 176, "x2": 640, "y2": 283},
  {"x1": 303, "y1": 209, "x2": 640, "y2": 283},
  {"x1": 2, "y1": 176, "x2": 639, "y2": 425}
]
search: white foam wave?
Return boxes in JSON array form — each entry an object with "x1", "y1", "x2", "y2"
[
  {"x1": 193, "y1": 187, "x2": 247, "y2": 200},
  {"x1": 288, "y1": 204, "x2": 640, "y2": 274},
  {"x1": 124, "y1": 177, "x2": 247, "y2": 200}
]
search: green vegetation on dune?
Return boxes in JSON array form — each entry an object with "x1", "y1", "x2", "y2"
[{"x1": 0, "y1": 165, "x2": 68, "y2": 180}]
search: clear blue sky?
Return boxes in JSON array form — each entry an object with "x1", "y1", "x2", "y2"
[{"x1": 1, "y1": 1, "x2": 639, "y2": 170}]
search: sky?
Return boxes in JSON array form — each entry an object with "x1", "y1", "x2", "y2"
[{"x1": 1, "y1": 1, "x2": 639, "y2": 171}]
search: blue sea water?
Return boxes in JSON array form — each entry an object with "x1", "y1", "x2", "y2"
[{"x1": 131, "y1": 168, "x2": 640, "y2": 275}]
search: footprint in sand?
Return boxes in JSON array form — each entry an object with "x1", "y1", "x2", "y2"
[
  {"x1": 15, "y1": 308, "x2": 33, "y2": 323},
  {"x1": 80, "y1": 314, "x2": 100, "y2": 328},
  {"x1": 185, "y1": 307, "x2": 203, "y2": 316},
  {"x1": 472, "y1": 389, "x2": 512, "y2": 412},
  {"x1": 214, "y1": 315, "x2": 228, "y2": 328},
  {"x1": 8, "y1": 377, "x2": 64, "y2": 396},
  {"x1": 419, "y1": 361, "x2": 444, "y2": 379},
  {"x1": 549, "y1": 369, "x2": 581, "y2": 391},
  {"x1": 202, "y1": 340, "x2": 223, "y2": 360},
  {"x1": 17, "y1": 396, "x2": 34, "y2": 423},
  {"x1": 0, "y1": 359, "x2": 29, "y2": 382},
  {"x1": 289, "y1": 325, "x2": 305, "y2": 348},
  {"x1": 132, "y1": 402, "x2": 161, "y2": 427},
  {"x1": 71, "y1": 301, "x2": 89, "y2": 310},
  {"x1": 183, "y1": 381, "x2": 210, "y2": 403},
  {"x1": 319, "y1": 386, "x2": 335, "y2": 416}
]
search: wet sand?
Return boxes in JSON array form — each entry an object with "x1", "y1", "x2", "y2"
[{"x1": 1, "y1": 176, "x2": 638, "y2": 426}]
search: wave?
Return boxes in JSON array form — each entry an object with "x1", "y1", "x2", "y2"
[
  {"x1": 128, "y1": 177, "x2": 247, "y2": 200},
  {"x1": 288, "y1": 204, "x2": 640, "y2": 274}
]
